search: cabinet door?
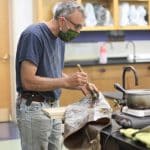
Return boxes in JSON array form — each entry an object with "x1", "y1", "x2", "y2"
[
  {"x1": 127, "y1": 64, "x2": 150, "y2": 89},
  {"x1": 60, "y1": 66, "x2": 92, "y2": 106},
  {"x1": 127, "y1": 75, "x2": 150, "y2": 89},
  {"x1": 61, "y1": 65, "x2": 123, "y2": 106},
  {"x1": 93, "y1": 77, "x2": 122, "y2": 92},
  {"x1": 90, "y1": 65, "x2": 122, "y2": 91},
  {"x1": 138, "y1": 76, "x2": 150, "y2": 88},
  {"x1": 60, "y1": 89, "x2": 84, "y2": 106},
  {"x1": 0, "y1": 0, "x2": 11, "y2": 121}
]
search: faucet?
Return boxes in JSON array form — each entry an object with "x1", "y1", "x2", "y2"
[
  {"x1": 122, "y1": 66, "x2": 139, "y2": 99},
  {"x1": 125, "y1": 41, "x2": 136, "y2": 63}
]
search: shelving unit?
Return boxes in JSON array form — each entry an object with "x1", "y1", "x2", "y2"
[
  {"x1": 33, "y1": 0, "x2": 150, "y2": 31},
  {"x1": 80, "y1": 0, "x2": 118, "y2": 31},
  {"x1": 118, "y1": 0, "x2": 150, "y2": 30},
  {"x1": 81, "y1": 0, "x2": 150, "y2": 31}
]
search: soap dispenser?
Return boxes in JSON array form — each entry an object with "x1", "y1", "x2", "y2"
[{"x1": 99, "y1": 44, "x2": 107, "y2": 64}]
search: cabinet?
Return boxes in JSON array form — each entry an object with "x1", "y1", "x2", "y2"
[
  {"x1": 81, "y1": 0, "x2": 150, "y2": 31},
  {"x1": 127, "y1": 63, "x2": 150, "y2": 89},
  {"x1": 60, "y1": 63, "x2": 150, "y2": 106},
  {"x1": 60, "y1": 66, "x2": 92, "y2": 106},
  {"x1": 33, "y1": 0, "x2": 150, "y2": 31},
  {"x1": 0, "y1": 0, "x2": 11, "y2": 121}
]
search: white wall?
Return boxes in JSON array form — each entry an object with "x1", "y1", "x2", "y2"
[
  {"x1": 65, "y1": 41, "x2": 150, "y2": 62},
  {"x1": 11, "y1": 0, "x2": 33, "y2": 53},
  {"x1": 9, "y1": 0, "x2": 33, "y2": 120}
]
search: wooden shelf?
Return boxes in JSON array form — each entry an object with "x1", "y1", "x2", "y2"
[
  {"x1": 81, "y1": 26, "x2": 116, "y2": 31},
  {"x1": 118, "y1": 25, "x2": 150, "y2": 30},
  {"x1": 81, "y1": 0, "x2": 150, "y2": 31},
  {"x1": 120, "y1": 0, "x2": 149, "y2": 2},
  {"x1": 33, "y1": 0, "x2": 150, "y2": 31},
  {"x1": 82, "y1": 26, "x2": 150, "y2": 31}
]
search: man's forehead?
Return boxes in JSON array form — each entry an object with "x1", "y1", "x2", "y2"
[
  {"x1": 68, "y1": 10, "x2": 85, "y2": 23},
  {"x1": 68, "y1": 9, "x2": 85, "y2": 18}
]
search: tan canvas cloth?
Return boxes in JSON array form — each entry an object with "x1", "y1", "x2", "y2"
[{"x1": 63, "y1": 92, "x2": 112, "y2": 150}]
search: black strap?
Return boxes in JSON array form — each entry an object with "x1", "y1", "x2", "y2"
[{"x1": 26, "y1": 95, "x2": 34, "y2": 106}]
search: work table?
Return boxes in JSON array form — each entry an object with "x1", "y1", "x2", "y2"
[
  {"x1": 100, "y1": 119, "x2": 150, "y2": 150},
  {"x1": 53, "y1": 54, "x2": 150, "y2": 150}
]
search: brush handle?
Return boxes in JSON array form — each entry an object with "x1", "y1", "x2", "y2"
[
  {"x1": 77, "y1": 64, "x2": 98, "y2": 98},
  {"x1": 77, "y1": 64, "x2": 83, "y2": 72}
]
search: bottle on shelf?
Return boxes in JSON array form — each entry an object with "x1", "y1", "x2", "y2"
[{"x1": 99, "y1": 44, "x2": 107, "y2": 64}]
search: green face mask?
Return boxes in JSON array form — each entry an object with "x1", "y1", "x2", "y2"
[{"x1": 58, "y1": 29, "x2": 79, "y2": 42}]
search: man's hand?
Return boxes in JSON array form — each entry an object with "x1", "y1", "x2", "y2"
[
  {"x1": 76, "y1": 64, "x2": 99, "y2": 96},
  {"x1": 80, "y1": 82, "x2": 99, "y2": 96},
  {"x1": 63, "y1": 71, "x2": 88, "y2": 89}
]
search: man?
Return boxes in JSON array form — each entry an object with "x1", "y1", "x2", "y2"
[{"x1": 16, "y1": 1, "x2": 98, "y2": 150}]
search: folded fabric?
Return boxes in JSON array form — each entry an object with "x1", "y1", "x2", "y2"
[
  {"x1": 120, "y1": 128, "x2": 139, "y2": 138},
  {"x1": 84, "y1": 3, "x2": 97, "y2": 26},
  {"x1": 63, "y1": 92, "x2": 112, "y2": 150},
  {"x1": 134, "y1": 132, "x2": 150, "y2": 148},
  {"x1": 120, "y1": 125, "x2": 150, "y2": 148}
]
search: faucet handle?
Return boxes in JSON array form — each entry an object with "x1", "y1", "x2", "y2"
[{"x1": 125, "y1": 41, "x2": 136, "y2": 62}]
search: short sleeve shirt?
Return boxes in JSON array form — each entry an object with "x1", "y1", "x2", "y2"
[{"x1": 16, "y1": 23, "x2": 65, "y2": 99}]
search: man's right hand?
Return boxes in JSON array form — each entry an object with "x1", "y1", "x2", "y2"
[{"x1": 63, "y1": 71, "x2": 88, "y2": 89}]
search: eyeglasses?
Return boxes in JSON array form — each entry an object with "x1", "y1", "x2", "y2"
[{"x1": 65, "y1": 18, "x2": 84, "y2": 30}]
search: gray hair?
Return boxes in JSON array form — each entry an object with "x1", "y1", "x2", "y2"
[{"x1": 53, "y1": 0, "x2": 85, "y2": 19}]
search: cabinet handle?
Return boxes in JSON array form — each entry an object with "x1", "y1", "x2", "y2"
[
  {"x1": 147, "y1": 66, "x2": 150, "y2": 70},
  {"x1": 99, "y1": 68, "x2": 106, "y2": 73},
  {"x1": 0, "y1": 53, "x2": 9, "y2": 61}
]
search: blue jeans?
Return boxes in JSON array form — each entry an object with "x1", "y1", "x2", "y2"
[{"x1": 16, "y1": 96, "x2": 62, "y2": 150}]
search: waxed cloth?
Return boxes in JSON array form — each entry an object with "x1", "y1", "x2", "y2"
[{"x1": 63, "y1": 92, "x2": 112, "y2": 150}]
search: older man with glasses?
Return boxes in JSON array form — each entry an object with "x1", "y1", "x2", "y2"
[{"x1": 15, "y1": 1, "x2": 98, "y2": 150}]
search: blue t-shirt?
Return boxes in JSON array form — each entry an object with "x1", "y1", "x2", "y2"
[{"x1": 16, "y1": 23, "x2": 65, "y2": 99}]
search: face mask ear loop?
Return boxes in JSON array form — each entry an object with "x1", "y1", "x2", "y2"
[
  {"x1": 58, "y1": 17, "x2": 65, "y2": 31},
  {"x1": 60, "y1": 16, "x2": 70, "y2": 31}
]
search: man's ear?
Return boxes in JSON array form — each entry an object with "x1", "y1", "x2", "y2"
[{"x1": 58, "y1": 16, "x2": 65, "y2": 26}]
